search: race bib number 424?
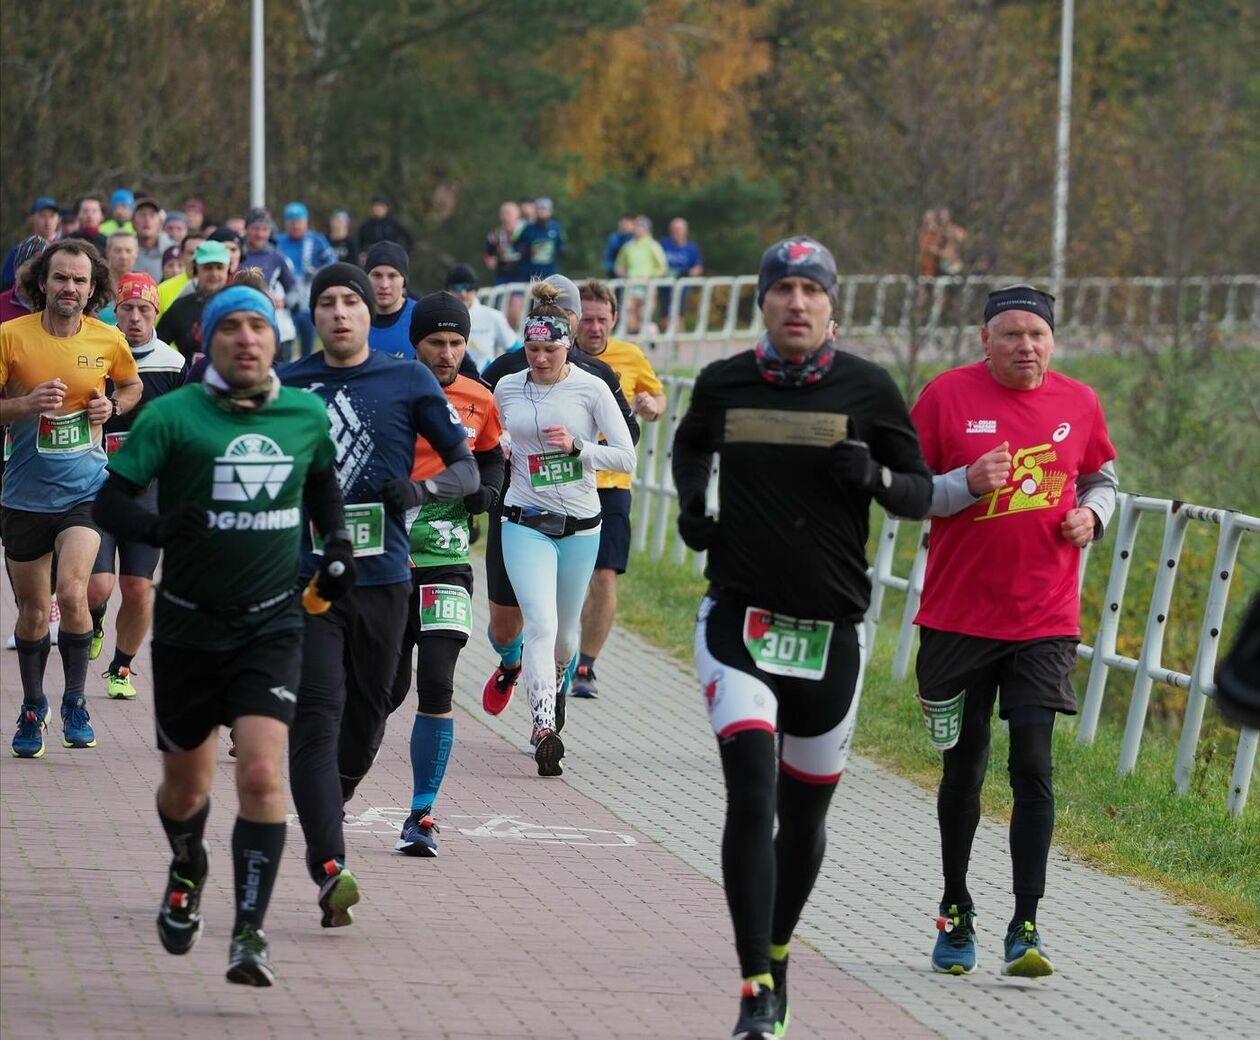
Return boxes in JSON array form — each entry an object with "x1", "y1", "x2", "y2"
[
  {"x1": 528, "y1": 450, "x2": 582, "y2": 489},
  {"x1": 742, "y1": 608, "x2": 834, "y2": 680}
]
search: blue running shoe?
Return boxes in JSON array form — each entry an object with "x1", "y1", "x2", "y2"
[
  {"x1": 1003, "y1": 921, "x2": 1054, "y2": 977},
  {"x1": 11, "y1": 704, "x2": 49, "y2": 759},
  {"x1": 572, "y1": 665, "x2": 599, "y2": 699},
  {"x1": 395, "y1": 810, "x2": 441, "y2": 857},
  {"x1": 932, "y1": 904, "x2": 978, "y2": 974},
  {"x1": 60, "y1": 696, "x2": 96, "y2": 749}
]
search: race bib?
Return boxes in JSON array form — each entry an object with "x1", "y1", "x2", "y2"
[
  {"x1": 918, "y1": 691, "x2": 964, "y2": 751},
  {"x1": 528, "y1": 450, "x2": 582, "y2": 489},
  {"x1": 37, "y1": 410, "x2": 93, "y2": 456},
  {"x1": 2, "y1": 428, "x2": 11, "y2": 462},
  {"x1": 419, "y1": 583, "x2": 472, "y2": 635},
  {"x1": 105, "y1": 431, "x2": 130, "y2": 455},
  {"x1": 742, "y1": 607, "x2": 834, "y2": 680},
  {"x1": 311, "y1": 502, "x2": 386, "y2": 557}
]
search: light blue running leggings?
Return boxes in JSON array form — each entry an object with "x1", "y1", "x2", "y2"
[{"x1": 500, "y1": 519, "x2": 601, "y2": 731}]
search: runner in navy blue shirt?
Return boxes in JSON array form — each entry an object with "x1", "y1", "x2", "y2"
[{"x1": 279, "y1": 263, "x2": 477, "y2": 928}]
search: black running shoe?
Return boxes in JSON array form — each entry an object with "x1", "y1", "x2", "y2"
[
  {"x1": 226, "y1": 923, "x2": 274, "y2": 986},
  {"x1": 769, "y1": 957, "x2": 790, "y2": 1035},
  {"x1": 156, "y1": 860, "x2": 207, "y2": 955},
  {"x1": 732, "y1": 980, "x2": 779, "y2": 1039},
  {"x1": 535, "y1": 728, "x2": 564, "y2": 777}
]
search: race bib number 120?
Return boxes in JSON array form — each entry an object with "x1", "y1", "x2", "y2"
[
  {"x1": 742, "y1": 608, "x2": 834, "y2": 680},
  {"x1": 37, "y1": 410, "x2": 93, "y2": 456}
]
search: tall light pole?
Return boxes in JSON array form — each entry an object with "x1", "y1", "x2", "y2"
[
  {"x1": 250, "y1": 0, "x2": 266, "y2": 208},
  {"x1": 1051, "y1": 0, "x2": 1074, "y2": 299}
]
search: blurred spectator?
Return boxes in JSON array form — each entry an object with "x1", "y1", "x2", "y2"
[
  {"x1": 519, "y1": 197, "x2": 537, "y2": 224},
  {"x1": 224, "y1": 215, "x2": 247, "y2": 236},
  {"x1": 482, "y1": 200, "x2": 525, "y2": 285},
  {"x1": 131, "y1": 194, "x2": 172, "y2": 280},
  {"x1": 603, "y1": 214, "x2": 635, "y2": 277},
  {"x1": 163, "y1": 211, "x2": 189, "y2": 248},
  {"x1": 157, "y1": 231, "x2": 206, "y2": 312},
  {"x1": 183, "y1": 197, "x2": 208, "y2": 233},
  {"x1": 517, "y1": 196, "x2": 565, "y2": 280},
  {"x1": 96, "y1": 230, "x2": 140, "y2": 325},
  {"x1": 161, "y1": 244, "x2": 183, "y2": 281},
  {"x1": 155, "y1": 239, "x2": 233, "y2": 362},
  {"x1": 445, "y1": 262, "x2": 518, "y2": 370},
  {"x1": 277, "y1": 201, "x2": 335, "y2": 357},
  {"x1": 240, "y1": 207, "x2": 298, "y2": 358},
  {"x1": 357, "y1": 193, "x2": 413, "y2": 259},
  {"x1": 916, "y1": 208, "x2": 942, "y2": 314},
  {"x1": 615, "y1": 215, "x2": 669, "y2": 335},
  {"x1": 937, "y1": 207, "x2": 967, "y2": 275},
  {"x1": 69, "y1": 194, "x2": 107, "y2": 252},
  {"x1": 0, "y1": 236, "x2": 49, "y2": 324},
  {"x1": 328, "y1": 210, "x2": 357, "y2": 264},
  {"x1": 59, "y1": 206, "x2": 80, "y2": 237},
  {"x1": 208, "y1": 226, "x2": 243, "y2": 275},
  {"x1": 658, "y1": 217, "x2": 703, "y2": 330},
  {"x1": 0, "y1": 197, "x2": 60, "y2": 290},
  {"x1": 100, "y1": 189, "x2": 135, "y2": 236}
]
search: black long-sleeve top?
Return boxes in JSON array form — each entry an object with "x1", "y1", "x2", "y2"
[{"x1": 672, "y1": 350, "x2": 932, "y2": 621}]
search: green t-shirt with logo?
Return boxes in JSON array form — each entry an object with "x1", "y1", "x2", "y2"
[
  {"x1": 407, "y1": 497, "x2": 471, "y2": 568},
  {"x1": 108, "y1": 384, "x2": 336, "y2": 649}
]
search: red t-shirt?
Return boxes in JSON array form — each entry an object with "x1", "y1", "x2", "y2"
[{"x1": 910, "y1": 361, "x2": 1116, "y2": 640}]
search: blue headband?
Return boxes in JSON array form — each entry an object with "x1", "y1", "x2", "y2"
[{"x1": 199, "y1": 285, "x2": 280, "y2": 349}]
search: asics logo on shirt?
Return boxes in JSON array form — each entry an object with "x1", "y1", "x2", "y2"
[
  {"x1": 1052, "y1": 422, "x2": 1071, "y2": 442},
  {"x1": 211, "y1": 434, "x2": 294, "y2": 502}
]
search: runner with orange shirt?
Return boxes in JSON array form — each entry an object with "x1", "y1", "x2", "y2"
[{"x1": 387, "y1": 292, "x2": 505, "y2": 856}]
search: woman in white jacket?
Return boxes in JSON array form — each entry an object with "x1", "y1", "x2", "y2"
[{"x1": 493, "y1": 281, "x2": 637, "y2": 776}]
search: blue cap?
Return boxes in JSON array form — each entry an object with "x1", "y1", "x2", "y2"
[
  {"x1": 199, "y1": 285, "x2": 280, "y2": 351},
  {"x1": 111, "y1": 189, "x2": 135, "y2": 209},
  {"x1": 30, "y1": 196, "x2": 58, "y2": 213},
  {"x1": 284, "y1": 201, "x2": 308, "y2": 221}
]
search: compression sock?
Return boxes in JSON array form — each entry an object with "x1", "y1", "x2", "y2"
[
  {"x1": 410, "y1": 715, "x2": 454, "y2": 812},
  {"x1": 158, "y1": 797, "x2": 210, "y2": 882},
  {"x1": 14, "y1": 634, "x2": 50, "y2": 711},
  {"x1": 90, "y1": 603, "x2": 106, "y2": 631},
  {"x1": 488, "y1": 627, "x2": 523, "y2": 668},
  {"x1": 57, "y1": 629, "x2": 92, "y2": 700},
  {"x1": 110, "y1": 648, "x2": 135, "y2": 675},
  {"x1": 769, "y1": 943, "x2": 790, "y2": 962},
  {"x1": 231, "y1": 818, "x2": 286, "y2": 932}
]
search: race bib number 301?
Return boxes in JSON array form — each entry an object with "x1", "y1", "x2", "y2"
[
  {"x1": 419, "y1": 583, "x2": 472, "y2": 635},
  {"x1": 311, "y1": 502, "x2": 386, "y2": 557},
  {"x1": 742, "y1": 608, "x2": 834, "y2": 680},
  {"x1": 528, "y1": 450, "x2": 582, "y2": 489},
  {"x1": 37, "y1": 410, "x2": 93, "y2": 456}
]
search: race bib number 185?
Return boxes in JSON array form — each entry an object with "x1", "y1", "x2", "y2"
[{"x1": 419, "y1": 584, "x2": 472, "y2": 635}]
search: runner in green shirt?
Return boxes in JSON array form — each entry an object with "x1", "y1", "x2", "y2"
[{"x1": 93, "y1": 285, "x2": 356, "y2": 988}]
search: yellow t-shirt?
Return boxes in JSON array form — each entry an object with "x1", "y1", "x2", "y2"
[
  {"x1": 588, "y1": 337, "x2": 663, "y2": 490},
  {"x1": 157, "y1": 272, "x2": 190, "y2": 313}
]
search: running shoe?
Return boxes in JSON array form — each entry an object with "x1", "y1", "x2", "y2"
[
  {"x1": 60, "y1": 696, "x2": 96, "y2": 749},
  {"x1": 157, "y1": 856, "x2": 208, "y2": 955},
  {"x1": 1002, "y1": 921, "x2": 1054, "y2": 977},
  {"x1": 226, "y1": 923, "x2": 274, "y2": 986},
  {"x1": 395, "y1": 810, "x2": 440, "y2": 857},
  {"x1": 571, "y1": 664, "x2": 599, "y2": 699},
  {"x1": 89, "y1": 617, "x2": 105, "y2": 661},
  {"x1": 317, "y1": 858, "x2": 360, "y2": 928},
  {"x1": 732, "y1": 980, "x2": 779, "y2": 1039},
  {"x1": 482, "y1": 663, "x2": 521, "y2": 716},
  {"x1": 11, "y1": 703, "x2": 49, "y2": 759},
  {"x1": 769, "y1": 956, "x2": 790, "y2": 1035},
  {"x1": 932, "y1": 904, "x2": 978, "y2": 975},
  {"x1": 555, "y1": 689, "x2": 566, "y2": 733},
  {"x1": 534, "y1": 727, "x2": 564, "y2": 777},
  {"x1": 105, "y1": 666, "x2": 137, "y2": 700}
]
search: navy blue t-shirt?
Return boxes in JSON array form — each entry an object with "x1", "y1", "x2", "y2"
[
  {"x1": 368, "y1": 298, "x2": 417, "y2": 359},
  {"x1": 281, "y1": 350, "x2": 466, "y2": 585}
]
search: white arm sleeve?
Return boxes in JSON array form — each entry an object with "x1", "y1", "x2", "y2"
[
  {"x1": 1077, "y1": 459, "x2": 1120, "y2": 539},
  {"x1": 930, "y1": 465, "x2": 981, "y2": 517},
  {"x1": 580, "y1": 381, "x2": 637, "y2": 473}
]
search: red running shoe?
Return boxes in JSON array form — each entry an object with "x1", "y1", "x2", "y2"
[{"x1": 482, "y1": 663, "x2": 521, "y2": 716}]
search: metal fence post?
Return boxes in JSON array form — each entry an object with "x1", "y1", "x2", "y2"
[
  {"x1": 1229, "y1": 728, "x2": 1258, "y2": 818},
  {"x1": 892, "y1": 523, "x2": 930, "y2": 680}
]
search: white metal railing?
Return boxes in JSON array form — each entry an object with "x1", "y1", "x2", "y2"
[
  {"x1": 480, "y1": 273, "x2": 1260, "y2": 370},
  {"x1": 625, "y1": 376, "x2": 1258, "y2": 817}
]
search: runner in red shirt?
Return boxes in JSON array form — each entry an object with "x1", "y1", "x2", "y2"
[{"x1": 910, "y1": 284, "x2": 1118, "y2": 979}]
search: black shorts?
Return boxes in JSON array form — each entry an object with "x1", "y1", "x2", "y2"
[
  {"x1": 915, "y1": 627, "x2": 1079, "y2": 717},
  {"x1": 485, "y1": 509, "x2": 517, "y2": 608},
  {"x1": 151, "y1": 629, "x2": 302, "y2": 752},
  {"x1": 594, "y1": 487, "x2": 632, "y2": 574},
  {"x1": 1, "y1": 501, "x2": 99, "y2": 562},
  {"x1": 92, "y1": 484, "x2": 159, "y2": 577}
]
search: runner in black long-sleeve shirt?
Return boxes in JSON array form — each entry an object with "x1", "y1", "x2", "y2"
[{"x1": 671, "y1": 236, "x2": 931, "y2": 1040}]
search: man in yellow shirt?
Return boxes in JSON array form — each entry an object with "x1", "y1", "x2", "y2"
[
  {"x1": 0, "y1": 241, "x2": 142, "y2": 757},
  {"x1": 571, "y1": 280, "x2": 667, "y2": 699}
]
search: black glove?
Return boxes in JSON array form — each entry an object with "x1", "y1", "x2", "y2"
[
  {"x1": 314, "y1": 537, "x2": 357, "y2": 602},
  {"x1": 468, "y1": 513, "x2": 482, "y2": 546},
  {"x1": 380, "y1": 478, "x2": 428, "y2": 514},
  {"x1": 152, "y1": 503, "x2": 209, "y2": 547},
  {"x1": 831, "y1": 439, "x2": 882, "y2": 492},
  {"x1": 463, "y1": 485, "x2": 498, "y2": 515},
  {"x1": 677, "y1": 510, "x2": 718, "y2": 552}
]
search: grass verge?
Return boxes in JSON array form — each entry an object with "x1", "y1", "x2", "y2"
[{"x1": 615, "y1": 545, "x2": 1260, "y2": 944}]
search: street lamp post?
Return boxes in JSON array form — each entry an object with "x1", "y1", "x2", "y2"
[
  {"x1": 1051, "y1": 0, "x2": 1074, "y2": 299},
  {"x1": 250, "y1": 0, "x2": 266, "y2": 209}
]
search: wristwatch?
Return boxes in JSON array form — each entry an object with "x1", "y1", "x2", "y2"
[
  {"x1": 879, "y1": 465, "x2": 892, "y2": 489},
  {"x1": 568, "y1": 437, "x2": 583, "y2": 457},
  {"x1": 111, "y1": 397, "x2": 122, "y2": 418}
]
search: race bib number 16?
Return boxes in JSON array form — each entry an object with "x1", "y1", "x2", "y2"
[{"x1": 742, "y1": 608, "x2": 834, "y2": 680}]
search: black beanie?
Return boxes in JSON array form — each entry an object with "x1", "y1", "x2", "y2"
[
  {"x1": 410, "y1": 291, "x2": 471, "y2": 345},
  {"x1": 445, "y1": 262, "x2": 479, "y2": 289},
  {"x1": 364, "y1": 241, "x2": 409, "y2": 281},
  {"x1": 757, "y1": 236, "x2": 838, "y2": 307},
  {"x1": 983, "y1": 284, "x2": 1055, "y2": 330},
  {"x1": 309, "y1": 262, "x2": 374, "y2": 315}
]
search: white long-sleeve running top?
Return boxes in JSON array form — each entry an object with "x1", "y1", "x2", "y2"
[{"x1": 495, "y1": 364, "x2": 637, "y2": 520}]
